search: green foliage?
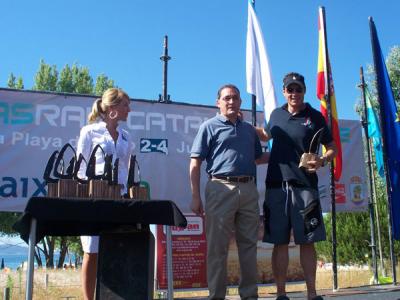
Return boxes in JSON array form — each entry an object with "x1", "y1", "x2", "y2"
[
  {"x1": 7, "y1": 73, "x2": 16, "y2": 88},
  {"x1": 317, "y1": 212, "x2": 372, "y2": 265},
  {"x1": 18, "y1": 267, "x2": 22, "y2": 292},
  {"x1": 358, "y1": 45, "x2": 400, "y2": 114},
  {"x1": 57, "y1": 64, "x2": 74, "y2": 93},
  {"x1": 386, "y1": 46, "x2": 400, "y2": 101},
  {"x1": 66, "y1": 236, "x2": 83, "y2": 256},
  {"x1": 95, "y1": 73, "x2": 115, "y2": 95},
  {"x1": 16, "y1": 77, "x2": 24, "y2": 89},
  {"x1": 316, "y1": 178, "x2": 400, "y2": 270},
  {"x1": 33, "y1": 59, "x2": 58, "y2": 91},
  {"x1": 7, "y1": 73, "x2": 25, "y2": 89},
  {"x1": 71, "y1": 64, "x2": 94, "y2": 94},
  {"x1": 6, "y1": 274, "x2": 14, "y2": 298},
  {"x1": 30, "y1": 60, "x2": 113, "y2": 95},
  {"x1": 0, "y1": 212, "x2": 21, "y2": 236}
]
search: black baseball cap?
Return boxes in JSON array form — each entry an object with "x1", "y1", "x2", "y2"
[{"x1": 283, "y1": 72, "x2": 306, "y2": 90}]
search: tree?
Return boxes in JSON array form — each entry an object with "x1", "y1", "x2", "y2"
[
  {"x1": 7, "y1": 60, "x2": 115, "y2": 95},
  {"x1": 95, "y1": 74, "x2": 115, "y2": 96},
  {"x1": 33, "y1": 59, "x2": 58, "y2": 91},
  {"x1": 316, "y1": 212, "x2": 372, "y2": 265},
  {"x1": 7, "y1": 73, "x2": 16, "y2": 88},
  {"x1": 2, "y1": 59, "x2": 116, "y2": 268},
  {"x1": 7, "y1": 73, "x2": 24, "y2": 89},
  {"x1": 386, "y1": 46, "x2": 400, "y2": 102},
  {"x1": 57, "y1": 64, "x2": 74, "y2": 93},
  {"x1": 71, "y1": 64, "x2": 93, "y2": 94},
  {"x1": 16, "y1": 77, "x2": 24, "y2": 89},
  {"x1": 0, "y1": 212, "x2": 21, "y2": 236},
  {"x1": 361, "y1": 46, "x2": 400, "y2": 109}
]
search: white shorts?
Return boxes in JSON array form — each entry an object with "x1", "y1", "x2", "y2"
[{"x1": 80, "y1": 235, "x2": 99, "y2": 253}]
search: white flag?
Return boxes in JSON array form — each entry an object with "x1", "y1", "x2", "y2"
[{"x1": 246, "y1": 1, "x2": 277, "y2": 124}]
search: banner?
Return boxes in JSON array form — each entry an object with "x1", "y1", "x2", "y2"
[
  {"x1": 317, "y1": 120, "x2": 367, "y2": 212},
  {"x1": 0, "y1": 88, "x2": 366, "y2": 213}
]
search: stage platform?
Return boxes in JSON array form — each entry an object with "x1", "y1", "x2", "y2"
[{"x1": 170, "y1": 284, "x2": 400, "y2": 299}]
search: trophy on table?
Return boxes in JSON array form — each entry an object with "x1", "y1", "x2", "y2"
[
  {"x1": 73, "y1": 153, "x2": 89, "y2": 198},
  {"x1": 86, "y1": 144, "x2": 109, "y2": 199},
  {"x1": 127, "y1": 155, "x2": 149, "y2": 200},
  {"x1": 53, "y1": 143, "x2": 77, "y2": 197},
  {"x1": 43, "y1": 150, "x2": 60, "y2": 197}
]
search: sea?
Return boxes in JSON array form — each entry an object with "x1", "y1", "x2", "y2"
[
  {"x1": 1, "y1": 253, "x2": 29, "y2": 270},
  {"x1": 0, "y1": 246, "x2": 77, "y2": 270}
]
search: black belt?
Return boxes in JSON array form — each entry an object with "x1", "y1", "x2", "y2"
[{"x1": 210, "y1": 175, "x2": 254, "y2": 183}]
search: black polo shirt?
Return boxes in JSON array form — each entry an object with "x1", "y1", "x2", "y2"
[{"x1": 265, "y1": 103, "x2": 333, "y2": 188}]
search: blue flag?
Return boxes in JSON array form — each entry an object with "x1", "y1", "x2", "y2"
[
  {"x1": 369, "y1": 18, "x2": 400, "y2": 240},
  {"x1": 365, "y1": 87, "x2": 385, "y2": 178}
]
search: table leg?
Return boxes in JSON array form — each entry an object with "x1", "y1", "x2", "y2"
[{"x1": 26, "y1": 218, "x2": 37, "y2": 300}]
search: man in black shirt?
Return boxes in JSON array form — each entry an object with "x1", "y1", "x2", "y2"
[{"x1": 257, "y1": 72, "x2": 337, "y2": 300}]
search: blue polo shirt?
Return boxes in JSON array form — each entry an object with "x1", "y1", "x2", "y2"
[
  {"x1": 265, "y1": 103, "x2": 333, "y2": 188},
  {"x1": 191, "y1": 114, "x2": 263, "y2": 177}
]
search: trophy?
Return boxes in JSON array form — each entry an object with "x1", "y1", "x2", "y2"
[
  {"x1": 127, "y1": 155, "x2": 149, "y2": 200},
  {"x1": 298, "y1": 128, "x2": 324, "y2": 170},
  {"x1": 43, "y1": 150, "x2": 60, "y2": 197},
  {"x1": 86, "y1": 145, "x2": 109, "y2": 198},
  {"x1": 73, "y1": 153, "x2": 89, "y2": 198},
  {"x1": 53, "y1": 143, "x2": 77, "y2": 197}
]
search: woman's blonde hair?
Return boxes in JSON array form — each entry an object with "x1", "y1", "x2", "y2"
[{"x1": 88, "y1": 88, "x2": 129, "y2": 123}]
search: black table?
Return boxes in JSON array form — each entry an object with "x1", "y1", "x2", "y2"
[{"x1": 14, "y1": 196, "x2": 187, "y2": 300}]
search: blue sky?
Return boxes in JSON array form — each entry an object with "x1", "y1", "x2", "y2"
[{"x1": 0, "y1": 0, "x2": 399, "y2": 121}]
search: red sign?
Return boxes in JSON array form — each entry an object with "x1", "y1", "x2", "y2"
[
  {"x1": 335, "y1": 183, "x2": 346, "y2": 203},
  {"x1": 156, "y1": 214, "x2": 207, "y2": 289}
]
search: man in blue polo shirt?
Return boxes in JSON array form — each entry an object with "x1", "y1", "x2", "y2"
[
  {"x1": 190, "y1": 84, "x2": 268, "y2": 300},
  {"x1": 258, "y1": 72, "x2": 336, "y2": 300}
]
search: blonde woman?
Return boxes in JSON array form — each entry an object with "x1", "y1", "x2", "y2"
[{"x1": 76, "y1": 88, "x2": 133, "y2": 300}]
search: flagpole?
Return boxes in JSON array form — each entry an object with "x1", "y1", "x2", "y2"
[
  {"x1": 159, "y1": 35, "x2": 171, "y2": 103},
  {"x1": 368, "y1": 16, "x2": 397, "y2": 285},
  {"x1": 252, "y1": 96, "x2": 257, "y2": 126},
  {"x1": 320, "y1": 6, "x2": 338, "y2": 291},
  {"x1": 370, "y1": 138, "x2": 386, "y2": 277},
  {"x1": 359, "y1": 66, "x2": 379, "y2": 284},
  {"x1": 251, "y1": 0, "x2": 257, "y2": 127}
]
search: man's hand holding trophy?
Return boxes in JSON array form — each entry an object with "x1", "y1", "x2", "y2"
[{"x1": 298, "y1": 128, "x2": 328, "y2": 173}]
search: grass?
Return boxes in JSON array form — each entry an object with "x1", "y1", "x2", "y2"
[{"x1": 0, "y1": 266, "x2": 397, "y2": 299}]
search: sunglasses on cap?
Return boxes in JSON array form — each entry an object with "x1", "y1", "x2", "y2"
[{"x1": 286, "y1": 86, "x2": 304, "y2": 93}]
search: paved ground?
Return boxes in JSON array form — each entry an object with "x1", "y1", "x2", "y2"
[
  {"x1": 176, "y1": 284, "x2": 400, "y2": 299},
  {"x1": 257, "y1": 284, "x2": 400, "y2": 299}
]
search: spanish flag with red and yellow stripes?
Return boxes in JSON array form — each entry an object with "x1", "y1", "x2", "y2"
[{"x1": 316, "y1": 7, "x2": 342, "y2": 181}]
